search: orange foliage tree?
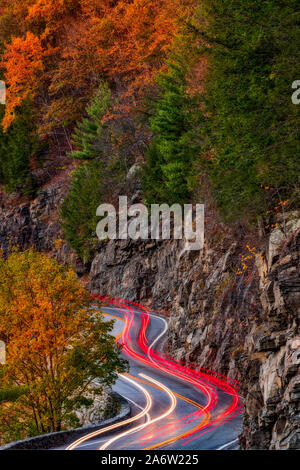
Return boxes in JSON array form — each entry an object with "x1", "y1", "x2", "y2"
[
  {"x1": 1, "y1": 32, "x2": 45, "y2": 130},
  {"x1": 0, "y1": 0, "x2": 198, "y2": 132},
  {"x1": 0, "y1": 249, "x2": 127, "y2": 439}
]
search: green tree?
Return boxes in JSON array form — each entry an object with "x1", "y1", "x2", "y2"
[
  {"x1": 0, "y1": 99, "x2": 42, "y2": 194},
  {"x1": 61, "y1": 84, "x2": 128, "y2": 262},
  {"x1": 69, "y1": 83, "x2": 111, "y2": 161},
  {"x1": 142, "y1": 59, "x2": 203, "y2": 205},
  {"x1": 60, "y1": 161, "x2": 105, "y2": 263},
  {"x1": 196, "y1": 0, "x2": 300, "y2": 220}
]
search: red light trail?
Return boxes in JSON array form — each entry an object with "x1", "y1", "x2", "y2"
[{"x1": 68, "y1": 295, "x2": 243, "y2": 450}]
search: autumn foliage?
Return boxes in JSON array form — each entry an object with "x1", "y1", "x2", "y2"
[
  {"x1": 0, "y1": 0, "x2": 297, "y2": 222},
  {"x1": 0, "y1": 249, "x2": 127, "y2": 442},
  {"x1": 1, "y1": 32, "x2": 44, "y2": 130},
  {"x1": 0, "y1": 0, "x2": 197, "y2": 132}
]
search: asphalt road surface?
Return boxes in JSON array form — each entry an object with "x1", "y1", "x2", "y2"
[{"x1": 65, "y1": 297, "x2": 243, "y2": 451}]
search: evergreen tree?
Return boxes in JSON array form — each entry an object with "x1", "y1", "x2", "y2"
[
  {"x1": 62, "y1": 83, "x2": 129, "y2": 261},
  {"x1": 0, "y1": 99, "x2": 41, "y2": 194},
  {"x1": 196, "y1": 0, "x2": 300, "y2": 220},
  {"x1": 60, "y1": 161, "x2": 104, "y2": 263},
  {"x1": 69, "y1": 83, "x2": 111, "y2": 161},
  {"x1": 142, "y1": 60, "x2": 203, "y2": 205}
]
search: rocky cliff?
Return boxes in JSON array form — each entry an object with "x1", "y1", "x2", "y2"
[
  {"x1": 240, "y1": 217, "x2": 300, "y2": 449},
  {"x1": 0, "y1": 183, "x2": 299, "y2": 449},
  {"x1": 0, "y1": 183, "x2": 85, "y2": 273}
]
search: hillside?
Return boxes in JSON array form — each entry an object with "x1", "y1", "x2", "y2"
[{"x1": 0, "y1": 0, "x2": 299, "y2": 450}]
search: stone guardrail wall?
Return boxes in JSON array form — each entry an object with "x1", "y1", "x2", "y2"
[{"x1": 0, "y1": 392, "x2": 130, "y2": 450}]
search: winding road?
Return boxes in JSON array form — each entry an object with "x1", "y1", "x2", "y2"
[{"x1": 66, "y1": 296, "x2": 243, "y2": 451}]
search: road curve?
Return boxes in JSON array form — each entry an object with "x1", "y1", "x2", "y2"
[{"x1": 66, "y1": 296, "x2": 243, "y2": 451}]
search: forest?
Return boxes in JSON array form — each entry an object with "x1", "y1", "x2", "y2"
[
  {"x1": 0, "y1": 0, "x2": 299, "y2": 450},
  {"x1": 0, "y1": 0, "x2": 299, "y2": 258}
]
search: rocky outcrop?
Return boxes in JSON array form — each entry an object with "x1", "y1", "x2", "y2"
[
  {"x1": 0, "y1": 181, "x2": 299, "y2": 449},
  {"x1": 0, "y1": 184, "x2": 64, "y2": 256},
  {"x1": 75, "y1": 388, "x2": 120, "y2": 428},
  {"x1": 239, "y1": 219, "x2": 300, "y2": 449},
  {"x1": 89, "y1": 238, "x2": 180, "y2": 310},
  {"x1": 0, "y1": 183, "x2": 85, "y2": 273},
  {"x1": 89, "y1": 215, "x2": 300, "y2": 449}
]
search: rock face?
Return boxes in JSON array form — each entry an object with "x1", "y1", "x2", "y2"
[
  {"x1": 0, "y1": 184, "x2": 64, "y2": 256},
  {"x1": 75, "y1": 389, "x2": 121, "y2": 428},
  {"x1": 89, "y1": 238, "x2": 181, "y2": 310},
  {"x1": 0, "y1": 183, "x2": 85, "y2": 273},
  {"x1": 0, "y1": 184, "x2": 299, "y2": 449},
  {"x1": 240, "y1": 222, "x2": 300, "y2": 449},
  {"x1": 89, "y1": 219, "x2": 300, "y2": 449}
]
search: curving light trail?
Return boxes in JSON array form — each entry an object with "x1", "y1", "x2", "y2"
[
  {"x1": 99, "y1": 296, "x2": 243, "y2": 447},
  {"x1": 68, "y1": 295, "x2": 243, "y2": 450},
  {"x1": 66, "y1": 373, "x2": 152, "y2": 450},
  {"x1": 99, "y1": 373, "x2": 176, "y2": 450}
]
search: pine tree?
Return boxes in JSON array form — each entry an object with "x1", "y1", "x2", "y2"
[
  {"x1": 69, "y1": 83, "x2": 111, "y2": 161},
  {"x1": 197, "y1": 0, "x2": 300, "y2": 220},
  {"x1": 61, "y1": 83, "x2": 130, "y2": 261},
  {"x1": 0, "y1": 99, "x2": 41, "y2": 194},
  {"x1": 60, "y1": 161, "x2": 104, "y2": 263},
  {"x1": 142, "y1": 60, "x2": 202, "y2": 205}
]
